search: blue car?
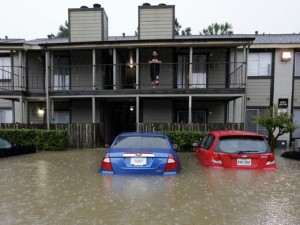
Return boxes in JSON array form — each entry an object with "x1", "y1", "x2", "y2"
[{"x1": 100, "y1": 132, "x2": 180, "y2": 175}]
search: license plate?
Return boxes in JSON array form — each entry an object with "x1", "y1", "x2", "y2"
[
  {"x1": 237, "y1": 158, "x2": 251, "y2": 166},
  {"x1": 131, "y1": 157, "x2": 146, "y2": 166}
]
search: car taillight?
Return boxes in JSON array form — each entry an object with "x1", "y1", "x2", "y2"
[
  {"x1": 266, "y1": 154, "x2": 276, "y2": 166},
  {"x1": 165, "y1": 155, "x2": 179, "y2": 172},
  {"x1": 211, "y1": 153, "x2": 223, "y2": 165},
  {"x1": 101, "y1": 155, "x2": 113, "y2": 171}
]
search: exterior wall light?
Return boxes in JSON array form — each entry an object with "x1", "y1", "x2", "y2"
[
  {"x1": 37, "y1": 108, "x2": 45, "y2": 117},
  {"x1": 281, "y1": 51, "x2": 292, "y2": 63},
  {"x1": 129, "y1": 106, "x2": 135, "y2": 111}
]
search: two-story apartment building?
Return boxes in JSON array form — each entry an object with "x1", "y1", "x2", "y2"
[{"x1": 0, "y1": 3, "x2": 299, "y2": 145}]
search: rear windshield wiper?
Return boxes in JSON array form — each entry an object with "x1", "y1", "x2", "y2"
[{"x1": 234, "y1": 150, "x2": 259, "y2": 154}]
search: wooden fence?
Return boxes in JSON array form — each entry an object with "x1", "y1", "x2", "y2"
[
  {"x1": 0, "y1": 123, "x2": 244, "y2": 149},
  {"x1": 0, "y1": 123, "x2": 104, "y2": 149}
]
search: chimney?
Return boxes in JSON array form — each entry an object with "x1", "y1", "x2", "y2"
[
  {"x1": 138, "y1": 4, "x2": 175, "y2": 40},
  {"x1": 68, "y1": 3, "x2": 108, "y2": 42}
]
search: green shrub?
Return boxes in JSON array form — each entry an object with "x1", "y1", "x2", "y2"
[
  {"x1": 34, "y1": 130, "x2": 67, "y2": 151},
  {"x1": 164, "y1": 131, "x2": 207, "y2": 151},
  {"x1": 0, "y1": 129, "x2": 67, "y2": 151}
]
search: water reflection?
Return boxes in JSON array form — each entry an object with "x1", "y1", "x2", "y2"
[{"x1": 0, "y1": 149, "x2": 299, "y2": 225}]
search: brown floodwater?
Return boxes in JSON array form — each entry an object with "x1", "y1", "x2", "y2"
[{"x1": 0, "y1": 148, "x2": 299, "y2": 225}]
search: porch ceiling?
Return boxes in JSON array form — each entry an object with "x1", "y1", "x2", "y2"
[{"x1": 48, "y1": 88, "x2": 245, "y2": 102}]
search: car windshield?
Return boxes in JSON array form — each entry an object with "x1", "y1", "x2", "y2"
[
  {"x1": 216, "y1": 136, "x2": 270, "y2": 154},
  {"x1": 0, "y1": 138, "x2": 12, "y2": 149},
  {"x1": 112, "y1": 136, "x2": 170, "y2": 149}
]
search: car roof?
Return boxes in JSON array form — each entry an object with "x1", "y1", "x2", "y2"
[
  {"x1": 210, "y1": 130, "x2": 266, "y2": 138},
  {"x1": 117, "y1": 132, "x2": 166, "y2": 137}
]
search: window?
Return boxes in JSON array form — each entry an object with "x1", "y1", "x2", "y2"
[
  {"x1": 177, "y1": 110, "x2": 207, "y2": 123},
  {"x1": 200, "y1": 134, "x2": 215, "y2": 150},
  {"x1": 53, "y1": 56, "x2": 70, "y2": 90},
  {"x1": 0, "y1": 56, "x2": 11, "y2": 80},
  {"x1": 292, "y1": 109, "x2": 300, "y2": 138},
  {"x1": 0, "y1": 137, "x2": 12, "y2": 149},
  {"x1": 112, "y1": 136, "x2": 169, "y2": 149},
  {"x1": 246, "y1": 109, "x2": 268, "y2": 136},
  {"x1": 216, "y1": 136, "x2": 269, "y2": 153},
  {"x1": 0, "y1": 108, "x2": 13, "y2": 123},
  {"x1": 295, "y1": 52, "x2": 300, "y2": 76},
  {"x1": 52, "y1": 111, "x2": 70, "y2": 124},
  {"x1": 177, "y1": 55, "x2": 207, "y2": 89},
  {"x1": 247, "y1": 52, "x2": 272, "y2": 76}
]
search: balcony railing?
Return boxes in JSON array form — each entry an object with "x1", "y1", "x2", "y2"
[
  {"x1": 0, "y1": 66, "x2": 26, "y2": 92},
  {"x1": 1, "y1": 62, "x2": 246, "y2": 93}
]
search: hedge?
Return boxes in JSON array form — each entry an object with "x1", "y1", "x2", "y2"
[
  {"x1": 164, "y1": 131, "x2": 207, "y2": 151},
  {"x1": 0, "y1": 129, "x2": 67, "y2": 151}
]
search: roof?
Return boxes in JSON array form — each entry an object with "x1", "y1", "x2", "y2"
[
  {"x1": 253, "y1": 34, "x2": 300, "y2": 44},
  {"x1": 1, "y1": 34, "x2": 300, "y2": 48},
  {"x1": 211, "y1": 130, "x2": 266, "y2": 138},
  {"x1": 118, "y1": 132, "x2": 166, "y2": 137},
  {"x1": 0, "y1": 39, "x2": 25, "y2": 44}
]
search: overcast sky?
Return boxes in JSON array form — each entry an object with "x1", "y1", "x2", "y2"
[{"x1": 1, "y1": 0, "x2": 299, "y2": 40}]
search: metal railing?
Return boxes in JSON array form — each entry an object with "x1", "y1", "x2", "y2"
[
  {"x1": 1, "y1": 62, "x2": 246, "y2": 93},
  {"x1": 0, "y1": 66, "x2": 26, "y2": 91}
]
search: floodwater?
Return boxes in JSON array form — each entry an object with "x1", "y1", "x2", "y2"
[{"x1": 0, "y1": 149, "x2": 300, "y2": 225}]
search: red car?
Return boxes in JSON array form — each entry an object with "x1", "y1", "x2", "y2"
[{"x1": 195, "y1": 130, "x2": 276, "y2": 170}]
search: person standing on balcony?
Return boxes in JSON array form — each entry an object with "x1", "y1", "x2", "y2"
[{"x1": 149, "y1": 51, "x2": 161, "y2": 88}]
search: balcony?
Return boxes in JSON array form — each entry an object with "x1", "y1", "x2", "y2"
[{"x1": 0, "y1": 62, "x2": 246, "y2": 97}]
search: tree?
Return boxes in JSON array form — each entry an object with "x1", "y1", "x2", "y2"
[
  {"x1": 56, "y1": 21, "x2": 69, "y2": 38},
  {"x1": 200, "y1": 22, "x2": 233, "y2": 35},
  {"x1": 175, "y1": 18, "x2": 192, "y2": 36},
  {"x1": 253, "y1": 104, "x2": 298, "y2": 152},
  {"x1": 181, "y1": 27, "x2": 192, "y2": 36},
  {"x1": 174, "y1": 18, "x2": 182, "y2": 35}
]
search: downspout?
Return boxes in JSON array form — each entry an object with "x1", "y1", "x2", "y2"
[
  {"x1": 188, "y1": 47, "x2": 193, "y2": 123},
  {"x1": 113, "y1": 48, "x2": 116, "y2": 90},
  {"x1": 290, "y1": 49, "x2": 296, "y2": 146},
  {"x1": 92, "y1": 49, "x2": 96, "y2": 123},
  {"x1": 188, "y1": 47, "x2": 193, "y2": 89},
  {"x1": 45, "y1": 51, "x2": 50, "y2": 130},
  {"x1": 92, "y1": 49, "x2": 96, "y2": 90},
  {"x1": 188, "y1": 95, "x2": 192, "y2": 124},
  {"x1": 18, "y1": 51, "x2": 22, "y2": 91},
  {"x1": 10, "y1": 51, "x2": 14, "y2": 90},
  {"x1": 11, "y1": 51, "x2": 15, "y2": 122},
  {"x1": 136, "y1": 48, "x2": 139, "y2": 89},
  {"x1": 243, "y1": 43, "x2": 251, "y2": 130},
  {"x1": 136, "y1": 96, "x2": 140, "y2": 131}
]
